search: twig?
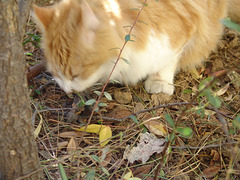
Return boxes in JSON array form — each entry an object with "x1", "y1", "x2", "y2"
[
  {"x1": 172, "y1": 141, "x2": 238, "y2": 150},
  {"x1": 32, "y1": 107, "x2": 77, "y2": 124},
  {"x1": 86, "y1": 0, "x2": 149, "y2": 130}
]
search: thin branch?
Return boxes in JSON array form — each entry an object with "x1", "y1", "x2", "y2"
[{"x1": 86, "y1": 0, "x2": 149, "y2": 127}]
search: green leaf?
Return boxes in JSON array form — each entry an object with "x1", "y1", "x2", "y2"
[
  {"x1": 125, "y1": 34, "x2": 131, "y2": 42},
  {"x1": 165, "y1": 114, "x2": 175, "y2": 128},
  {"x1": 101, "y1": 166, "x2": 110, "y2": 176},
  {"x1": 104, "y1": 92, "x2": 112, "y2": 100},
  {"x1": 58, "y1": 163, "x2": 68, "y2": 180},
  {"x1": 78, "y1": 100, "x2": 85, "y2": 107},
  {"x1": 129, "y1": 115, "x2": 139, "y2": 124},
  {"x1": 94, "y1": 91, "x2": 101, "y2": 96},
  {"x1": 183, "y1": 89, "x2": 193, "y2": 94},
  {"x1": 121, "y1": 57, "x2": 131, "y2": 65},
  {"x1": 91, "y1": 155, "x2": 100, "y2": 162},
  {"x1": 233, "y1": 115, "x2": 240, "y2": 129},
  {"x1": 86, "y1": 169, "x2": 95, "y2": 180},
  {"x1": 221, "y1": 18, "x2": 240, "y2": 32},
  {"x1": 98, "y1": 102, "x2": 108, "y2": 107},
  {"x1": 199, "y1": 77, "x2": 214, "y2": 91},
  {"x1": 25, "y1": 52, "x2": 33, "y2": 56},
  {"x1": 85, "y1": 99, "x2": 96, "y2": 105},
  {"x1": 176, "y1": 127, "x2": 193, "y2": 138},
  {"x1": 203, "y1": 89, "x2": 221, "y2": 108},
  {"x1": 35, "y1": 89, "x2": 41, "y2": 95}
]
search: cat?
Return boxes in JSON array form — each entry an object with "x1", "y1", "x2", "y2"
[{"x1": 32, "y1": 0, "x2": 238, "y2": 95}]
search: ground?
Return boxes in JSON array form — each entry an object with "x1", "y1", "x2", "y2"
[{"x1": 24, "y1": 1, "x2": 240, "y2": 179}]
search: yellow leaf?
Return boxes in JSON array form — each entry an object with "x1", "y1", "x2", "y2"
[
  {"x1": 74, "y1": 124, "x2": 107, "y2": 134},
  {"x1": 99, "y1": 126, "x2": 112, "y2": 147},
  {"x1": 34, "y1": 117, "x2": 43, "y2": 138},
  {"x1": 144, "y1": 120, "x2": 167, "y2": 136},
  {"x1": 123, "y1": 171, "x2": 133, "y2": 180}
]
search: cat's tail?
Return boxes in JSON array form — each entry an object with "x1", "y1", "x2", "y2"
[{"x1": 228, "y1": 0, "x2": 240, "y2": 23}]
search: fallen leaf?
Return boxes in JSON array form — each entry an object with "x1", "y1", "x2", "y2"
[
  {"x1": 215, "y1": 83, "x2": 230, "y2": 96},
  {"x1": 210, "y1": 150, "x2": 220, "y2": 161},
  {"x1": 34, "y1": 117, "x2": 43, "y2": 138},
  {"x1": 58, "y1": 131, "x2": 86, "y2": 138},
  {"x1": 133, "y1": 165, "x2": 152, "y2": 178},
  {"x1": 144, "y1": 120, "x2": 167, "y2": 136},
  {"x1": 202, "y1": 166, "x2": 221, "y2": 179},
  {"x1": 212, "y1": 70, "x2": 227, "y2": 78},
  {"x1": 107, "y1": 108, "x2": 132, "y2": 119},
  {"x1": 114, "y1": 89, "x2": 132, "y2": 104},
  {"x1": 190, "y1": 67, "x2": 202, "y2": 79},
  {"x1": 124, "y1": 132, "x2": 165, "y2": 163},
  {"x1": 57, "y1": 141, "x2": 68, "y2": 150},
  {"x1": 99, "y1": 126, "x2": 112, "y2": 147},
  {"x1": 67, "y1": 137, "x2": 77, "y2": 153},
  {"x1": 74, "y1": 124, "x2": 107, "y2": 134},
  {"x1": 101, "y1": 152, "x2": 112, "y2": 167}
]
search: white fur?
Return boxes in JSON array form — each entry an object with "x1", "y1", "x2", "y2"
[
  {"x1": 56, "y1": 32, "x2": 181, "y2": 95},
  {"x1": 104, "y1": 33, "x2": 181, "y2": 95}
]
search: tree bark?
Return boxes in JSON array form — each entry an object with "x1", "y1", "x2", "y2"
[{"x1": 0, "y1": 0, "x2": 43, "y2": 179}]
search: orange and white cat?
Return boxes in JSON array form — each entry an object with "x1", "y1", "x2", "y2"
[{"x1": 33, "y1": 0, "x2": 239, "y2": 95}]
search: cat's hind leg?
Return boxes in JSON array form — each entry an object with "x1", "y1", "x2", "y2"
[{"x1": 144, "y1": 63, "x2": 177, "y2": 95}]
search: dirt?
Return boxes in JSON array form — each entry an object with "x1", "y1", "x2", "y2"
[{"x1": 24, "y1": 1, "x2": 240, "y2": 179}]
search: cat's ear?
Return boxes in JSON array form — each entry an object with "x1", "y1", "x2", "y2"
[
  {"x1": 80, "y1": 0, "x2": 99, "y2": 30},
  {"x1": 32, "y1": 4, "x2": 54, "y2": 31}
]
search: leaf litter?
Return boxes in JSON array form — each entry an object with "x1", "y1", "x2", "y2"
[{"x1": 25, "y1": 5, "x2": 240, "y2": 179}]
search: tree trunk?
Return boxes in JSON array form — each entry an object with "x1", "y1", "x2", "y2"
[{"x1": 0, "y1": 0, "x2": 43, "y2": 179}]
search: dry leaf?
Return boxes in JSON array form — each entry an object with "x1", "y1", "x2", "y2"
[
  {"x1": 123, "y1": 171, "x2": 142, "y2": 180},
  {"x1": 144, "y1": 120, "x2": 167, "y2": 136},
  {"x1": 75, "y1": 124, "x2": 106, "y2": 134},
  {"x1": 67, "y1": 137, "x2": 77, "y2": 153},
  {"x1": 124, "y1": 133, "x2": 165, "y2": 163},
  {"x1": 101, "y1": 152, "x2": 112, "y2": 167},
  {"x1": 210, "y1": 150, "x2": 220, "y2": 161},
  {"x1": 190, "y1": 67, "x2": 202, "y2": 79},
  {"x1": 215, "y1": 83, "x2": 230, "y2": 96},
  {"x1": 107, "y1": 108, "x2": 132, "y2": 119},
  {"x1": 133, "y1": 165, "x2": 152, "y2": 178},
  {"x1": 34, "y1": 117, "x2": 43, "y2": 138},
  {"x1": 59, "y1": 131, "x2": 85, "y2": 138},
  {"x1": 212, "y1": 70, "x2": 227, "y2": 78},
  {"x1": 57, "y1": 141, "x2": 68, "y2": 150},
  {"x1": 114, "y1": 89, "x2": 132, "y2": 104},
  {"x1": 202, "y1": 166, "x2": 221, "y2": 179},
  {"x1": 99, "y1": 126, "x2": 112, "y2": 147}
]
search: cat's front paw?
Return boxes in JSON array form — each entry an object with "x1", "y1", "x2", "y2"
[{"x1": 145, "y1": 80, "x2": 174, "y2": 95}]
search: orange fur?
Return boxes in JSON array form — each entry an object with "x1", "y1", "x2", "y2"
[
  {"x1": 32, "y1": 0, "x2": 238, "y2": 94},
  {"x1": 228, "y1": 0, "x2": 240, "y2": 23}
]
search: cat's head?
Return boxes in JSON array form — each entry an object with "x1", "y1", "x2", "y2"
[{"x1": 32, "y1": 0, "x2": 119, "y2": 93}]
